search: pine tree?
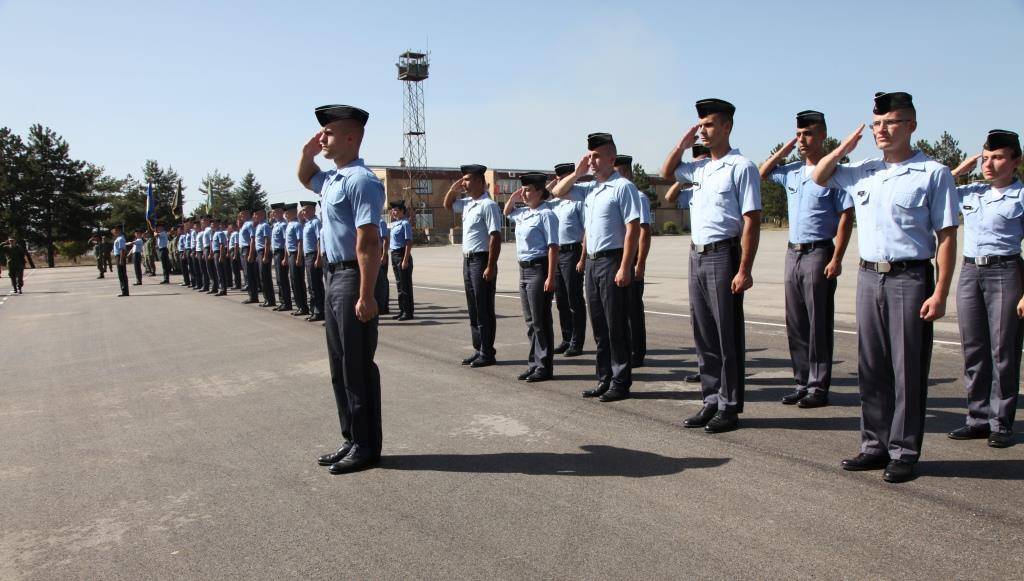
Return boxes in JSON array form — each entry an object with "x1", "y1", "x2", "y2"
[
  {"x1": 197, "y1": 170, "x2": 235, "y2": 219},
  {"x1": 233, "y1": 170, "x2": 269, "y2": 212}
]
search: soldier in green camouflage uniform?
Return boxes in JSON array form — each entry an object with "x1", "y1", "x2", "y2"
[
  {"x1": 89, "y1": 232, "x2": 106, "y2": 278},
  {"x1": 2, "y1": 237, "x2": 28, "y2": 294}
]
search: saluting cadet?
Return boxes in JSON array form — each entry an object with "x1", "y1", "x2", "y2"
[
  {"x1": 239, "y1": 209, "x2": 260, "y2": 304},
  {"x1": 759, "y1": 111, "x2": 854, "y2": 409},
  {"x1": 504, "y1": 175, "x2": 560, "y2": 382},
  {"x1": 299, "y1": 104, "x2": 385, "y2": 474},
  {"x1": 178, "y1": 221, "x2": 191, "y2": 288},
  {"x1": 254, "y1": 208, "x2": 276, "y2": 307},
  {"x1": 660, "y1": 98, "x2": 762, "y2": 433},
  {"x1": 112, "y1": 226, "x2": 129, "y2": 297},
  {"x1": 376, "y1": 214, "x2": 391, "y2": 316},
  {"x1": 131, "y1": 229, "x2": 144, "y2": 285},
  {"x1": 270, "y1": 203, "x2": 292, "y2": 311},
  {"x1": 228, "y1": 222, "x2": 242, "y2": 290},
  {"x1": 552, "y1": 132, "x2": 642, "y2": 402},
  {"x1": 814, "y1": 91, "x2": 958, "y2": 483},
  {"x1": 443, "y1": 164, "x2": 504, "y2": 368},
  {"x1": 300, "y1": 201, "x2": 325, "y2": 321},
  {"x1": 156, "y1": 223, "x2": 171, "y2": 284},
  {"x1": 546, "y1": 163, "x2": 586, "y2": 357},
  {"x1": 946, "y1": 130, "x2": 1024, "y2": 449},
  {"x1": 389, "y1": 201, "x2": 415, "y2": 321},
  {"x1": 285, "y1": 203, "x2": 310, "y2": 316},
  {"x1": 614, "y1": 154, "x2": 652, "y2": 368}
]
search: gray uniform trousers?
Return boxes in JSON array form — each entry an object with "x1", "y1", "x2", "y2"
[
  {"x1": 555, "y1": 245, "x2": 587, "y2": 349},
  {"x1": 378, "y1": 252, "x2": 390, "y2": 313},
  {"x1": 181, "y1": 250, "x2": 191, "y2": 286},
  {"x1": 239, "y1": 246, "x2": 250, "y2": 289},
  {"x1": 304, "y1": 253, "x2": 325, "y2": 316},
  {"x1": 288, "y1": 251, "x2": 308, "y2": 311},
  {"x1": 463, "y1": 253, "x2": 497, "y2": 359},
  {"x1": 259, "y1": 255, "x2": 276, "y2": 304},
  {"x1": 159, "y1": 248, "x2": 170, "y2": 283},
  {"x1": 132, "y1": 252, "x2": 143, "y2": 284},
  {"x1": 627, "y1": 276, "x2": 646, "y2": 362},
  {"x1": 956, "y1": 259, "x2": 1023, "y2": 433},
  {"x1": 784, "y1": 245, "x2": 836, "y2": 394},
  {"x1": 520, "y1": 261, "x2": 555, "y2": 374},
  {"x1": 116, "y1": 258, "x2": 129, "y2": 295},
  {"x1": 231, "y1": 253, "x2": 242, "y2": 288},
  {"x1": 191, "y1": 252, "x2": 202, "y2": 288},
  {"x1": 273, "y1": 249, "x2": 291, "y2": 306},
  {"x1": 391, "y1": 250, "x2": 414, "y2": 317},
  {"x1": 856, "y1": 262, "x2": 934, "y2": 463},
  {"x1": 585, "y1": 251, "x2": 632, "y2": 389},
  {"x1": 245, "y1": 257, "x2": 260, "y2": 302},
  {"x1": 689, "y1": 242, "x2": 745, "y2": 412},
  {"x1": 207, "y1": 255, "x2": 220, "y2": 292},
  {"x1": 325, "y1": 263, "x2": 382, "y2": 458}
]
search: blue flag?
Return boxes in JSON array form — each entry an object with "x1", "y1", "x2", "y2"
[{"x1": 145, "y1": 183, "x2": 155, "y2": 229}]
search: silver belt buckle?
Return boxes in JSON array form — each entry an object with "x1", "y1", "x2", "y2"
[
  {"x1": 977, "y1": 256, "x2": 993, "y2": 266},
  {"x1": 876, "y1": 261, "x2": 892, "y2": 274},
  {"x1": 693, "y1": 243, "x2": 707, "y2": 253}
]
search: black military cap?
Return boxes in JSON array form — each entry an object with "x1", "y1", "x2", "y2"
[
  {"x1": 389, "y1": 200, "x2": 407, "y2": 209},
  {"x1": 692, "y1": 144, "x2": 710, "y2": 158},
  {"x1": 284, "y1": 203, "x2": 297, "y2": 211},
  {"x1": 519, "y1": 172, "x2": 548, "y2": 187},
  {"x1": 984, "y1": 129, "x2": 1020, "y2": 152},
  {"x1": 614, "y1": 154, "x2": 633, "y2": 167},
  {"x1": 587, "y1": 132, "x2": 615, "y2": 150},
  {"x1": 873, "y1": 92, "x2": 914, "y2": 115},
  {"x1": 299, "y1": 200, "x2": 316, "y2": 208},
  {"x1": 460, "y1": 164, "x2": 487, "y2": 175},
  {"x1": 270, "y1": 203, "x2": 285, "y2": 210},
  {"x1": 796, "y1": 110, "x2": 826, "y2": 128},
  {"x1": 696, "y1": 98, "x2": 736, "y2": 118},
  {"x1": 238, "y1": 206, "x2": 251, "y2": 212},
  {"x1": 314, "y1": 105, "x2": 369, "y2": 127},
  {"x1": 554, "y1": 163, "x2": 575, "y2": 177}
]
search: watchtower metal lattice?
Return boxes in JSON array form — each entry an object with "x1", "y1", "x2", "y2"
[{"x1": 397, "y1": 50, "x2": 429, "y2": 197}]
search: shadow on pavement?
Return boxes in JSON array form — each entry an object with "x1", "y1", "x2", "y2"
[
  {"x1": 379, "y1": 444, "x2": 729, "y2": 477},
  {"x1": 918, "y1": 459, "x2": 1024, "y2": 480}
]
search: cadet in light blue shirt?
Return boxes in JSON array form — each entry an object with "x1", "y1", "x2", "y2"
[
  {"x1": 661, "y1": 98, "x2": 762, "y2": 431},
  {"x1": 253, "y1": 209, "x2": 275, "y2": 306},
  {"x1": 283, "y1": 203, "x2": 309, "y2": 314},
  {"x1": 814, "y1": 91, "x2": 958, "y2": 481},
  {"x1": 551, "y1": 133, "x2": 641, "y2": 399},
  {"x1": 759, "y1": 111, "x2": 855, "y2": 408},
  {"x1": 112, "y1": 226, "x2": 129, "y2": 296},
  {"x1": 154, "y1": 223, "x2": 171, "y2": 284},
  {"x1": 298, "y1": 201, "x2": 324, "y2": 320},
  {"x1": 388, "y1": 201, "x2": 415, "y2": 320},
  {"x1": 130, "y1": 229, "x2": 144, "y2": 285},
  {"x1": 614, "y1": 155, "x2": 654, "y2": 368},
  {"x1": 443, "y1": 164, "x2": 503, "y2": 366},
  {"x1": 503, "y1": 174, "x2": 560, "y2": 381},
  {"x1": 547, "y1": 162, "x2": 587, "y2": 355},
  {"x1": 375, "y1": 215, "x2": 392, "y2": 317},
  {"x1": 267, "y1": 203, "x2": 291, "y2": 309},
  {"x1": 948, "y1": 129, "x2": 1024, "y2": 446}
]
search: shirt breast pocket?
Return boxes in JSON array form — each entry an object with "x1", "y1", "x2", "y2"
[
  {"x1": 995, "y1": 201, "x2": 1024, "y2": 221},
  {"x1": 891, "y1": 190, "x2": 928, "y2": 224}
]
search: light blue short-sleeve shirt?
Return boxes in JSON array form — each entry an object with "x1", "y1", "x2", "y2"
[
  {"x1": 113, "y1": 235, "x2": 126, "y2": 256},
  {"x1": 157, "y1": 231, "x2": 168, "y2": 249},
  {"x1": 255, "y1": 222, "x2": 270, "y2": 251},
  {"x1": 568, "y1": 172, "x2": 642, "y2": 253},
  {"x1": 546, "y1": 198, "x2": 584, "y2": 245},
  {"x1": 229, "y1": 231, "x2": 238, "y2": 248},
  {"x1": 389, "y1": 219, "x2": 413, "y2": 249},
  {"x1": 201, "y1": 227, "x2": 213, "y2": 251},
  {"x1": 674, "y1": 149, "x2": 762, "y2": 246},
  {"x1": 285, "y1": 220, "x2": 301, "y2": 252},
  {"x1": 828, "y1": 151, "x2": 958, "y2": 262},
  {"x1": 177, "y1": 233, "x2": 186, "y2": 251},
  {"x1": 638, "y1": 193, "x2": 652, "y2": 226},
  {"x1": 770, "y1": 161, "x2": 853, "y2": 243},
  {"x1": 239, "y1": 221, "x2": 253, "y2": 246},
  {"x1": 509, "y1": 205, "x2": 559, "y2": 261},
  {"x1": 301, "y1": 217, "x2": 320, "y2": 253},
  {"x1": 378, "y1": 218, "x2": 389, "y2": 245},
  {"x1": 271, "y1": 221, "x2": 286, "y2": 251},
  {"x1": 132, "y1": 239, "x2": 144, "y2": 254},
  {"x1": 956, "y1": 180, "x2": 1024, "y2": 258},
  {"x1": 452, "y1": 195, "x2": 503, "y2": 253},
  {"x1": 311, "y1": 158, "x2": 386, "y2": 263}
]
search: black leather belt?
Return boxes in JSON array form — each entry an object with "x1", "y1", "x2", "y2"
[
  {"x1": 391, "y1": 249, "x2": 405, "y2": 254},
  {"x1": 327, "y1": 261, "x2": 358, "y2": 272},
  {"x1": 519, "y1": 258, "x2": 546, "y2": 268},
  {"x1": 859, "y1": 259, "x2": 930, "y2": 273},
  {"x1": 691, "y1": 237, "x2": 738, "y2": 254},
  {"x1": 588, "y1": 248, "x2": 623, "y2": 260},
  {"x1": 464, "y1": 251, "x2": 489, "y2": 259},
  {"x1": 965, "y1": 254, "x2": 1020, "y2": 266},
  {"x1": 788, "y1": 240, "x2": 833, "y2": 252},
  {"x1": 559, "y1": 243, "x2": 582, "y2": 253}
]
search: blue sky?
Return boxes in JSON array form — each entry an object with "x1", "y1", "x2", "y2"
[{"x1": 2, "y1": 0, "x2": 1021, "y2": 213}]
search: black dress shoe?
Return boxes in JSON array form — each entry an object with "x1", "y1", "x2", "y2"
[
  {"x1": 563, "y1": 347, "x2": 583, "y2": 357},
  {"x1": 782, "y1": 388, "x2": 808, "y2": 405},
  {"x1": 704, "y1": 410, "x2": 739, "y2": 433},
  {"x1": 684, "y1": 373, "x2": 701, "y2": 383},
  {"x1": 117, "y1": 293, "x2": 129, "y2": 297},
  {"x1": 526, "y1": 370, "x2": 552, "y2": 383},
  {"x1": 328, "y1": 453, "x2": 380, "y2": 475},
  {"x1": 553, "y1": 342, "x2": 570, "y2": 355},
  {"x1": 317, "y1": 442, "x2": 353, "y2": 466},
  {"x1": 461, "y1": 354, "x2": 479, "y2": 366},
  {"x1": 840, "y1": 453, "x2": 889, "y2": 471},
  {"x1": 242, "y1": 299, "x2": 259, "y2": 304},
  {"x1": 517, "y1": 368, "x2": 536, "y2": 381},
  {"x1": 599, "y1": 385, "x2": 629, "y2": 402},
  {"x1": 948, "y1": 424, "x2": 991, "y2": 440},
  {"x1": 215, "y1": 291, "x2": 227, "y2": 296},
  {"x1": 883, "y1": 459, "x2": 915, "y2": 483},
  {"x1": 683, "y1": 405, "x2": 716, "y2": 428},
  {"x1": 797, "y1": 391, "x2": 828, "y2": 408},
  {"x1": 392, "y1": 314, "x2": 403, "y2": 320},
  {"x1": 397, "y1": 315, "x2": 414, "y2": 321},
  {"x1": 582, "y1": 383, "x2": 609, "y2": 398},
  {"x1": 470, "y1": 357, "x2": 496, "y2": 368},
  {"x1": 988, "y1": 431, "x2": 1015, "y2": 448},
  {"x1": 159, "y1": 281, "x2": 169, "y2": 285},
  {"x1": 308, "y1": 315, "x2": 324, "y2": 322},
  {"x1": 260, "y1": 302, "x2": 276, "y2": 307},
  {"x1": 292, "y1": 310, "x2": 310, "y2": 316},
  {"x1": 274, "y1": 304, "x2": 293, "y2": 311}
]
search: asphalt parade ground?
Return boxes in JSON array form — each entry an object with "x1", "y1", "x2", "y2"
[{"x1": 1, "y1": 231, "x2": 1022, "y2": 580}]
